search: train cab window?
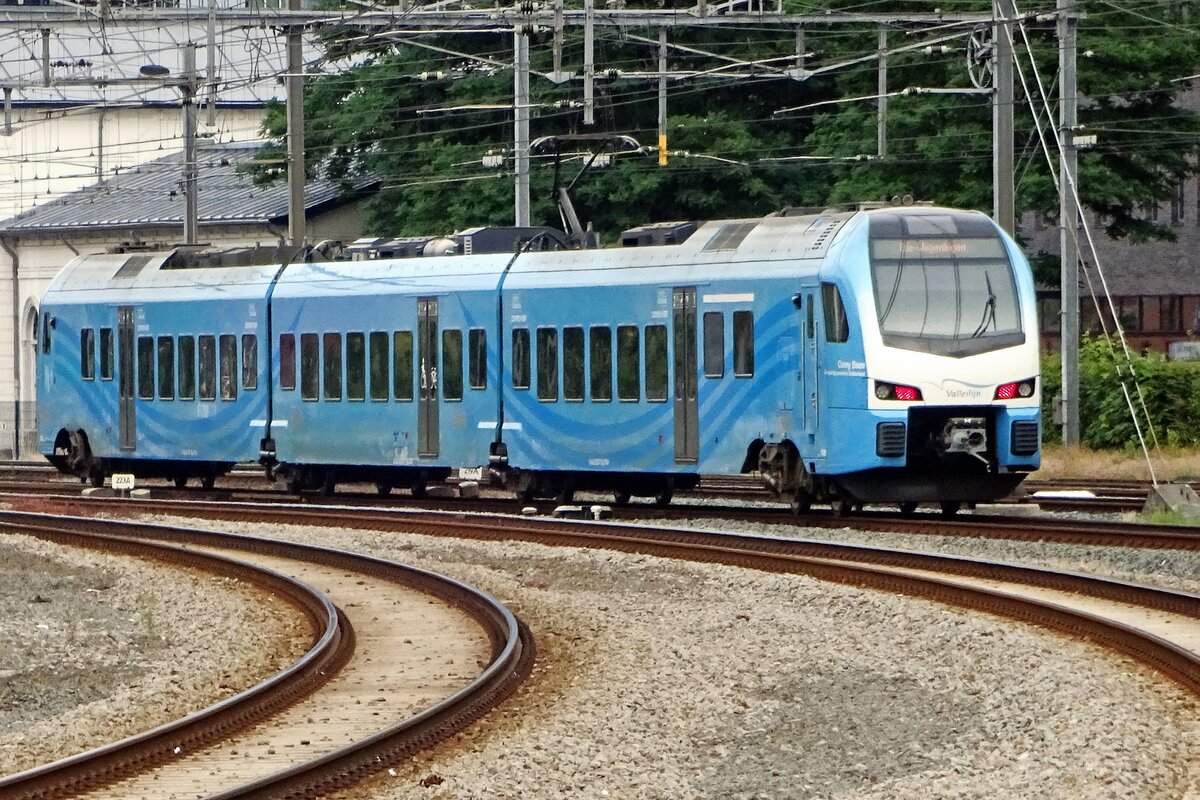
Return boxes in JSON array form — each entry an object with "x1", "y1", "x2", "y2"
[
  {"x1": 512, "y1": 328, "x2": 530, "y2": 390},
  {"x1": 279, "y1": 334, "x2": 296, "y2": 391},
  {"x1": 199, "y1": 335, "x2": 217, "y2": 401},
  {"x1": 617, "y1": 325, "x2": 640, "y2": 401},
  {"x1": 822, "y1": 283, "x2": 850, "y2": 343},
  {"x1": 645, "y1": 324, "x2": 668, "y2": 401},
  {"x1": 346, "y1": 332, "x2": 366, "y2": 401},
  {"x1": 536, "y1": 328, "x2": 558, "y2": 401},
  {"x1": 242, "y1": 335, "x2": 258, "y2": 391},
  {"x1": 80, "y1": 329, "x2": 95, "y2": 380},
  {"x1": 369, "y1": 332, "x2": 389, "y2": 401},
  {"x1": 219, "y1": 334, "x2": 238, "y2": 401},
  {"x1": 733, "y1": 311, "x2": 754, "y2": 377},
  {"x1": 42, "y1": 313, "x2": 51, "y2": 354},
  {"x1": 178, "y1": 336, "x2": 196, "y2": 400},
  {"x1": 562, "y1": 326, "x2": 584, "y2": 402},
  {"x1": 300, "y1": 333, "x2": 319, "y2": 401},
  {"x1": 469, "y1": 328, "x2": 487, "y2": 390},
  {"x1": 589, "y1": 326, "x2": 612, "y2": 402},
  {"x1": 100, "y1": 328, "x2": 114, "y2": 380},
  {"x1": 393, "y1": 331, "x2": 413, "y2": 401},
  {"x1": 157, "y1": 336, "x2": 174, "y2": 400},
  {"x1": 442, "y1": 329, "x2": 463, "y2": 401},
  {"x1": 323, "y1": 333, "x2": 342, "y2": 401},
  {"x1": 702, "y1": 312, "x2": 724, "y2": 378},
  {"x1": 137, "y1": 336, "x2": 154, "y2": 399}
]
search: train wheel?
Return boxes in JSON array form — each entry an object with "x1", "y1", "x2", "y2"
[
  {"x1": 832, "y1": 497, "x2": 855, "y2": 518},
  {"x1": 411, "y1": 482, "x2": 428, "y2": 499},
  {"x1": 89, "y1": 469, "x2": 104, "y2": 488},
  {"x1": 375, "y1": 482, "x2": 393, "y2": 497},
  {"x1": 201, "y1": 474, "x2": 216, "y2": 490},
  {"x1": 940, "y1": 502, "x2": 961, "y2": 518},
  {"x1": 790, "y1": 488, "x2": 813, "y2": 515},
  {"x1": 654, "y1": 488, "x2": 673, "y2": 507},
  {"x1": 174, "y1": 476, "x2": 188, "y2": 489},
  {"x1": 612, "y1": 490, "x2": 631, "y2": 507},
  {"x1": 898, "y1": 501, "x2": 918, "y2": 516},
  {"x1": 319, "y1": 473, "x2": 336, "y2": 496},
  {"x1": 556, "y1": 482, "x2": 575, "y2": 504}
]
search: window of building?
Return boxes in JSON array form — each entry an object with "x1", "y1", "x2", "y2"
[
  {"x1": 732, "y1": 311, "x2": 755, "y2": 376},
  {"x1": 242, "y1": 334, "x2": 257, "y2": 391},
  {"x1": 80, "y1": 328, "x2": 95, "y2": 380},
  {"x1": 512, "y1": 328, "x2": 530, "y2": 389},
  {"x1": 536, "y1": 328, "x2": 558, "y2": 401},
  {"x1": 100, "y1": 328, "x2": 114, "y2": 380},
  {"x1": 323, "y1": 333, "x2": 342, "y2": 401},
  {"x1": 369, "y1": 332, "x2": 389, "y2": 401},
  {"x1": 300, "y1": 333, "x2": 318, "y2": 401},
  {"x1": 137, "y1": 336, "x2": 154, "y2": 399},
  {"x1": 617, "y1": 324, "x2": 640, "y2": 401},
  {"x1": 590, "y1": 326, "x2": 612, "y2": 402},
  {"x1": 279, "y1": 333, "x2": 296, "y2": 391},
  {"x1": 645, "y1": 324, "x2": 668, "y2": 401},
  {"x1": 393, "y1": 331, "x2": 413, "y2": 401},
  {"x1": 469, "y1": 328, "x2": 487, "y2": 389},
  {"x1": 219, "y1": 334, "x2": 238, "y2": 400},
  {"x1": 178, "y1": 336, "x2": 195, "y2": 399},
  {"x1": 157, "y1": 336, "x2": 174, "y2": 399},
  {"x1": 821, "y1": 283, "x2": 850, "y2": 343},
  {"x1": 346, "y1": 332, "x2": 366, "y2": 401},
  {"x1": 1172, "y1": 182, "x2": 1185, "y2": 224},
  {"x1": 442, "y1": 329, "x2": 463, "y2": 401},
  {"x1": 702, "y1": 312, "x2": 724, "y2": 378},
  {"x1": 562, "y1": 326, "x2": 584, "y2": 401}
]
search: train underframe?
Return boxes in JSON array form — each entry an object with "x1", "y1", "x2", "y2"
[
  {"x1": 50, "y1": 428, "x2": 232, "y2": 488},
  {"x1": 494, "y1": 466, "x2": 700, "y2": 506}
]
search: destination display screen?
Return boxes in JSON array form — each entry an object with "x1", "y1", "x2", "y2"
[{"x1": 870, "y1": 237, "x2": 1007, "y2": 261}]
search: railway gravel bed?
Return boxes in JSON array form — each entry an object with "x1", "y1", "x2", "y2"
[
  {"x1": 136, "y1": 512, "x2": 1197, "y2": 800},
  {"x1": 0, "y1": 533, "x2": 308, "y2": 777}
]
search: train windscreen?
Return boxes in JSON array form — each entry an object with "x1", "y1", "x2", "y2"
[{"x1": 869, "y1": 211, "x2": 1024, "y2": 357}]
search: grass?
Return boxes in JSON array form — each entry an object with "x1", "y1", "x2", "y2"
[{"x1": 1032, "y1": 444, "x2": 1200, "y2": 482}]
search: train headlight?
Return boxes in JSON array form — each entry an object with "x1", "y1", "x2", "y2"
[
  {"x1": 874, "y1": 381, "x2": 922, "y2": 401},
  {"x1": 994, "y1": 378, "x2": 1036, "y2": 400}
]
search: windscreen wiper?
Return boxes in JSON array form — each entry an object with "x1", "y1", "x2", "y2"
[{"x1": 970, "y1": 272, "x2": 997, "y2": 338}]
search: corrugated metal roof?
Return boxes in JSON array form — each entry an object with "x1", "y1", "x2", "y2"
[{"x1": 0, "y1": 141, "x2": 375, "y2": 234}]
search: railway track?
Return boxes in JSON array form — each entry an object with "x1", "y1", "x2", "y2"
[{"x1": 0, "y1": 512, "x2": 531, "y2": 800}]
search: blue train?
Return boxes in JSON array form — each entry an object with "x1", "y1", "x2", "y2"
[{"x1": 36, "y1": 205, "x2": 1041, "y2": 514}]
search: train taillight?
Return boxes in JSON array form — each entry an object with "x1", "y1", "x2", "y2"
[
  {"x1": 994, "y1": 379, "x2": 1035, "y2": 400},
  {"x1": 874, "y1": 381, "x2": 922, "y2": 401}
]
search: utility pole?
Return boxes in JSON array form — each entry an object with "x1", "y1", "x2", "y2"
[
  {"x1": 287, "y1": 0, "x2": 305, "y2": 247},
  {"x1": 877, "y1": 27, "x2": 887, "y2": 159},
  {"x1": 182, "y1": 43, "x2": 199, "y2": 245},
  {"x1": 1058, "y1": 0, "x2": 1080, "y2": 445},
  {"x1": 657, "y1": 29, "x2": 667, "y2": 166},
  {"x1": 992, "y1": 0, "x2": 1014, "y2": 236},
  {"x1": 513, "y1": 29, "x2": 530, "y2": 226}
]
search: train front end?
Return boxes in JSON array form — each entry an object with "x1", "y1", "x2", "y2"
[{"x1": 817, "y1": 207, "x2": 1040, "y2": 509}]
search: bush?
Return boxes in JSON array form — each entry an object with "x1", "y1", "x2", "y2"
[{"x1": 1041, "y1": 337, "x2": 1200, "y2": 450}]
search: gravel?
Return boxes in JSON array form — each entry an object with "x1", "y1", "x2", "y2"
[
  {"x1": 3, "y1": 508, "x2": 1197, "y2": 799},
  {"x1": 0, "y1": 533, "x2": 309, "y2": 777}
]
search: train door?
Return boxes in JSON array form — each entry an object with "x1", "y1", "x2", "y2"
[
  {"x1": 803, "y1": 290, "x2": 819, "y2": 437},
  {"x1": 117, "y1": 306, "x2": 136, "y2": 450},
  {"x1": 417, "y1": 297, "x2": 440, "y2": 457},
  {"x1": 672, "y1": 287, "x2": 699, "y2": 463}
]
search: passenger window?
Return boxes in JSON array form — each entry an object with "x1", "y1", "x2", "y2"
[
  {"x1": 242, "y1": 334, "x2": 257, "y2": 391},
  {"x1": 469, "y1": 328, "x2": 487, "y2": 390},
  {"x1": 323, "y1": 333, "x2": 342, "y2": 401},
  {"x1": 563, "y1": 326, "x2": 584, "y2": 401},
  {"x1": 645, "y1": 324, "x2": 668, "y2": 401},
  {"x1": 617, "y1": 325, "x2": 640, "y2": 401},
  {"x1": 100, "y1": 328, "x2": 114, "y2": 380},
  {"x1": 512, "y1": 328, "x2": 530, "y2": 390},
  {"x1": 536, "y1": 328, "x2": 558, "y2": 401},
  {"x1": 442, "y1": 329, "x2": 463, "y2": 401},
  {"x1": 589, "y1": 326, "x2": 612, "y2": 402},
  {"x1": 42, "y1": 313, "x2": 50, "y2": 354},
  {"x1": 219, "y1": 334, "x2": 238, "y2": 400},
  {"x1": 703, "y1": 312, "x2": 724, "y2": 378},
  {"x1": 199, "y1": 335, "x2": 217, "y2": 400},
  {"x1": 178, "y1": 336, "x2": 195, "y2": 400},
  {"x1": 300, "y1": 333, "x2": 318, "y2": 401},
  {"x1": 393, "y1": 331, "x2": 413, "y2": 401},
  {"x1": 733, "y1": 311, "x2": 754, "y2": 377},
  {"x1": 806, "y1": 301, "x2": 815, "y2": 340},
  {"x1": 137, "y1": 336, "x2": 154, "y2": 399},
  {"x1": 80, "y1": 329, "x2": 95, "y2": 380},
  {"x1": 822, "y1": 282, "x2": 850, "y2": 343},
  {"x1": 279, "y1": 334, "x2": 296, "y2": 391},
  {"x1": 157, "y1": 336, "x2": 174, "y2": 399},
  {"x1": 369, "y1": 332, "x2": 389, "y2": 401},
  {"x1": 346, "y1": 332, "x2": 366, "y2": 401}
]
